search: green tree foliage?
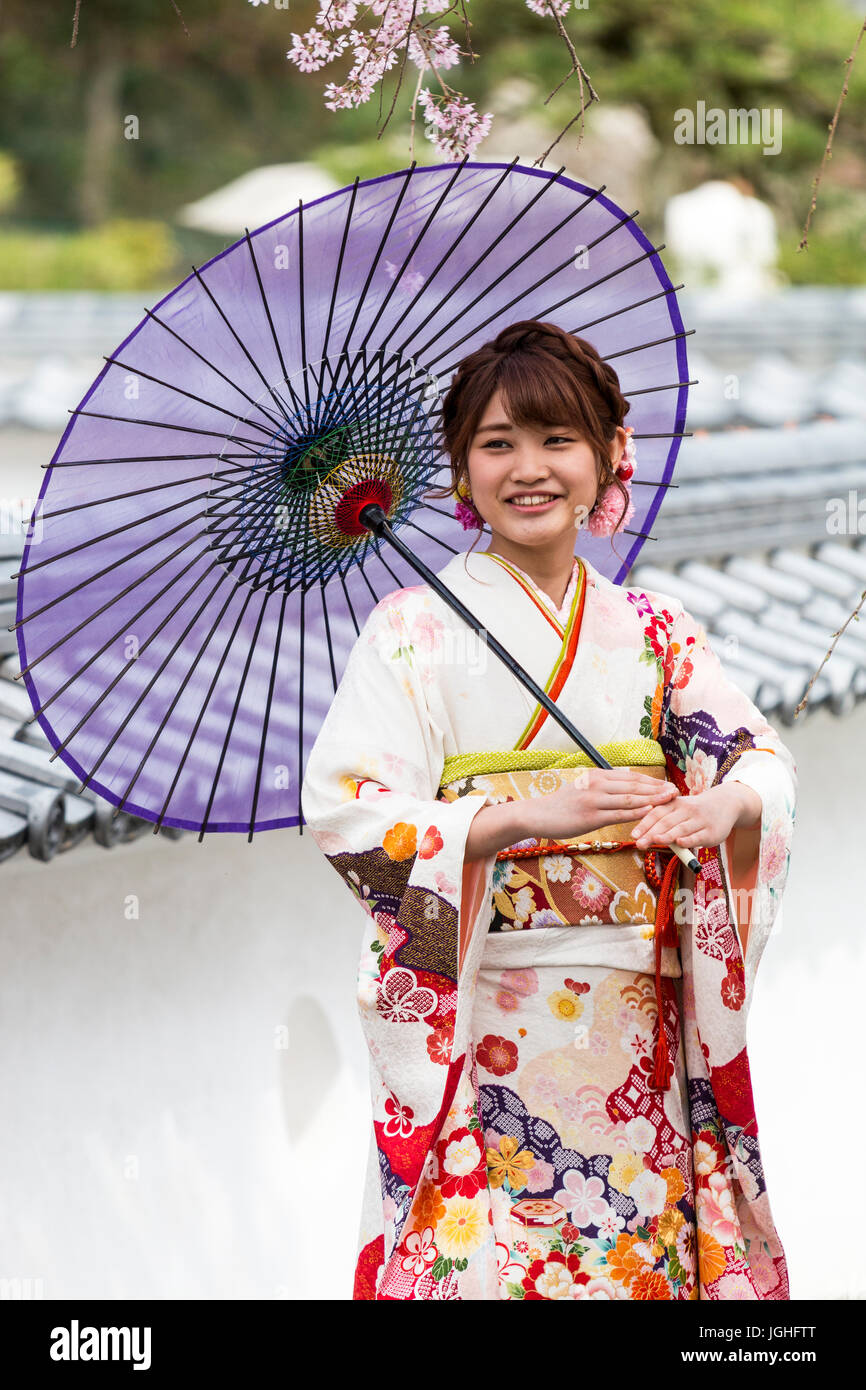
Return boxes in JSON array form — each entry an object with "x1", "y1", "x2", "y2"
[{"x1": 0, "y1": 0, "x2": 863, "y2": 284}]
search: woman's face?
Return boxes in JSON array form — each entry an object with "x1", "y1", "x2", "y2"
[{"x1": 465, "y1": 388, "x2": 625, "y2": 552}]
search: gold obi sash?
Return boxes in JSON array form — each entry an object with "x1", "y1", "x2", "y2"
[{"x1": 438, "y1": 741, "x2": 684, "y2": 1092}]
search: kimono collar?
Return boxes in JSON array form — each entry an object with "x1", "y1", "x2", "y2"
[{"x1": 485, "y1": 551, "x2": 582, "y2": 626}]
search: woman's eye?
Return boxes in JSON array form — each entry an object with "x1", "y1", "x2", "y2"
[{"x1": 547, "y1": 436, "x2": 573, "y2": 444}]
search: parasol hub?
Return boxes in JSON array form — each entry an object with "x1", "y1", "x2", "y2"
[{"x1": 333, "y1": 474, "x2": 394, "y2": 536}]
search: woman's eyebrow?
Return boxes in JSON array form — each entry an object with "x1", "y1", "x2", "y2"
[{"x1": 476, "y1": 421, "x2": 574, "y2": 434}]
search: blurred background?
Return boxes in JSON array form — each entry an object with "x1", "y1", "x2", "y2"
[{"x1": 1, "y1": 0, "x2": 865, "y2": 1300}]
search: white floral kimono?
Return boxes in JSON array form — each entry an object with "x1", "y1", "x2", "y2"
[{"x1": 300, "y1": 547, "x2": 797, "y2": 1300}]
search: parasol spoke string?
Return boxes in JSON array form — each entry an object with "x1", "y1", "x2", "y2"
[
  {"x1": 249, "y1": 439, "x2": 321, "y2": 591},
  {"x1": 303, "y1": 348, "x2": 400, "y2": 586},
  {"x1": 337, "y1": 162, "x2": 418, "y2": 363},
  {"x1": 83, "y1": 557, "x2": 245, "y2": 796},
  {"x1": 621, "y1": 380, "x2": 697, "y2": 398},
  {"x1": 350, "y1": 380, "x2": 439, "y2": 592},
  {"x1": 28, "y1": 468, "x2": 275, "y2": 521},
  {"x1": 142, "y1": 306, "x2": 287, "y2": 434},
  {"x1": 10, "y1": 469, "x2": 249, "y2": 581},
  {"x1": 401, "y1": 515, "x2": 464, "y2": 557},
  {"x1": 403, "y1": 195, "x2": 625, "y2": 372},
  {"x1": 244, "y1": 581, "x2": 292, "y2": 838},
  {"x1": 338, "y1": 238, "x2": 665, "y2": 415},
  {"x1": 243, "y1": 227, "x2": 302, "y2": 419},
  {"x1": 100, "y1": 352, "x2": 278, "y2": 440},
  {"x1": 355, "y1": 156, "x2": 470, "y2": 358},
  {"x1": 359, "y1": 543, "x2": 407, "y2": 600},
  {"x1": 606, "y1": 329, "x2": 695, "y2": 361},
  {"x1": 383, "y1": 163, "x2": 576, "y2": 365},
  {"x1": 320, "y1": 176, "x2": 359, "y2": 376},
  {"x1": 329, "y1": 343, "x2": 442, "y2": 468},
  {"x1": 571, "y1": 283, "x2": 688, "y2": 338},
  {"x1": 207, "y1": 447, "x2": 311, "y2": 587},
  {"x1": 116, "y1": 478, "x2": 303, "y2": 822},
  {"x1": 16, "y1": 514, "x2": 246, "y2": 679},
  {"x1": 55, "y1": 474, "x2": 285, "y2": 797},
  {"x1": 66, "y1": 406, "x2": 271, "y2": 453},
  {"x1": 190, "y1": 262, "x2": 296, "y2": 420},
  {"x1": 183, "y1": 489, "x2": 302, "y2": 837},
  {"x1": 102, "y1": 455, "x2": 301, "y2": 834},
  {"x1": 378, "y1": 158, "x2": 525, "y2": 356},
  {"x1": 44, "y1": 450, "x2": 260, "y2": 469},
  {"x1": 317, "y1": 578, "x2": 339, "y2": 694},
  {"x1": 422, "y1": 211, "x2": 647, "y2": 370},
  {"x1": 297, "y1": 201, "x2": 311, "y2": 416},
  {"x1": 339, "y1": 347, "x2": 445, "y2": 554},
  {"x1": 151, "y1": 575, "x2": 261, "y2": 833},
  {"x1": 12, "y1": 485, "x2": 256, "y2": 633},
  {"x1": 196, "y1": 569, "x2": 275, "y2": 840},
  {"x1": 417, "y1": 498, "x2": 493, "y2": 530}
]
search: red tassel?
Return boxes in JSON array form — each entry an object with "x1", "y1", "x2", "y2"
[{"x1": 646, "y1": 848, "x2": 682, "y2": 1091}]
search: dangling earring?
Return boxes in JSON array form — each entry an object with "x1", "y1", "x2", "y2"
[
  {"x1": 453, "y1": 475, "x2": 484, "y2": 532},
  {"x1": 586, "y1": 426, "x2": 636, "y2": 538}
]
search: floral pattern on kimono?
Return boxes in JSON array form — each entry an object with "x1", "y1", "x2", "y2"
[{"x1": 300, "y1": 550, "x2": 797, "y2": 1301}]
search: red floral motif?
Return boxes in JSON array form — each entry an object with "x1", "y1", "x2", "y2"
[
  {"x1": 561, "y1": 1222, "x2": 581, "y2": 1244},
  {"x1": 721, "y1": 958, "x2": 745, "y2": 1011},
  {"x1": 523, "y1": 1250, "x2": 590, "y2": 1300},
  {"x1": 433, "y1": 1126, "x2": 485, "y2": 1198},
  {"x1": 564, "y1": 979, "x2": 591, "y2": 995},
  {"x1": 426, "y1": 1026, "x2": 453, "y2": 1065},
  {"x1": 475, "y1": 1033, "x2": 519, "y2": 1077},
  {"x1": 418, "y1": 824, "x2": 444, "y2": 859},
  {"x1": 383, "y1": 1095, "x2": 415, "y2": 1138}
]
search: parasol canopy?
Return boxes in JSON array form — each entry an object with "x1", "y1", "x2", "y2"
[{"x1": 12, "y1": 159, "x2": 692, "y2": 840}]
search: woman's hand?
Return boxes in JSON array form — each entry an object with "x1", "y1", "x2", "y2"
[
  {"x1": 631, "y1": 781, "x2": 762, "y2": 850},
  {"x1": 520, "y1": 768, "x2": 679, "y2": 844}
]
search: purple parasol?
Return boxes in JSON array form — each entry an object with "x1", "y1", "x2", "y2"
[{"x1": 11, "y1": 159, "x2": 692, "y2": 842}]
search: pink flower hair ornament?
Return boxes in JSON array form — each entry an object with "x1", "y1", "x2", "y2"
[{"x1": 452, "y1": 426, "x2": 637, "y2": 538}]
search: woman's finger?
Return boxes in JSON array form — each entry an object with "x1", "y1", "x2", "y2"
[{"x1": 634, "y1": 811, "x2": 698, "y2": 845}]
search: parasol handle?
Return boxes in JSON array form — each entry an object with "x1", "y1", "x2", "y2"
[{"x1": 359, "y1": 504, "x2": 701, "y2": 877}]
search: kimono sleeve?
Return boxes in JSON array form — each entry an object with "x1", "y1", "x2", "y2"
[
  {"x1": 660, "y1": 601, "x2": 797, "y2": 998},
  {"x1": 300, "y1": 590, "x2": 495, "y2": 1153},
  {"x1": 300, "y1": 591, "x2": 494, "y2": 964},
  {"x1": 301, "y1": 592, "x2": 501, "y2": 1283}
]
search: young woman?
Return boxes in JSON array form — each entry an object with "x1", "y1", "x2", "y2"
[{"x1": 301, "y1": 319, "x2": 797, "y2": 1301}]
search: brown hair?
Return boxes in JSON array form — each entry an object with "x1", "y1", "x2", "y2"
[{"x1": 426, "y1": 318, "x2": 632, "y2": 559}]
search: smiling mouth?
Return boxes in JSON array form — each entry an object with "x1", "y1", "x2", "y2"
[{"x1": 505, "y1": 493, "x2": 562, "y2": 509}]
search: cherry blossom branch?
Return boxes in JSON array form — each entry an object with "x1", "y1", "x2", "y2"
[
  {"x1": 794, "y1": 586, "x2": 866, "y2": 719},
  {"x1": 798, "y1": 14, "x2": 866, "y2": 251},
  {"x1": 529, "y1": 0, "x2": 598, "y2": 166},
  {"x1": 283, "y1": 0, "x2": 596, "y2": 162}
]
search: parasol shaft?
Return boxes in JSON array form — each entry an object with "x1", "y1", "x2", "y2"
[{"x1": 359, "y1": 503, "x2": 701, "y2": 876}]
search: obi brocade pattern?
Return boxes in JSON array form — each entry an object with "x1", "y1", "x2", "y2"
[{"x1": 438, "y1": 762, "x2": 673, "y2": 934}]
